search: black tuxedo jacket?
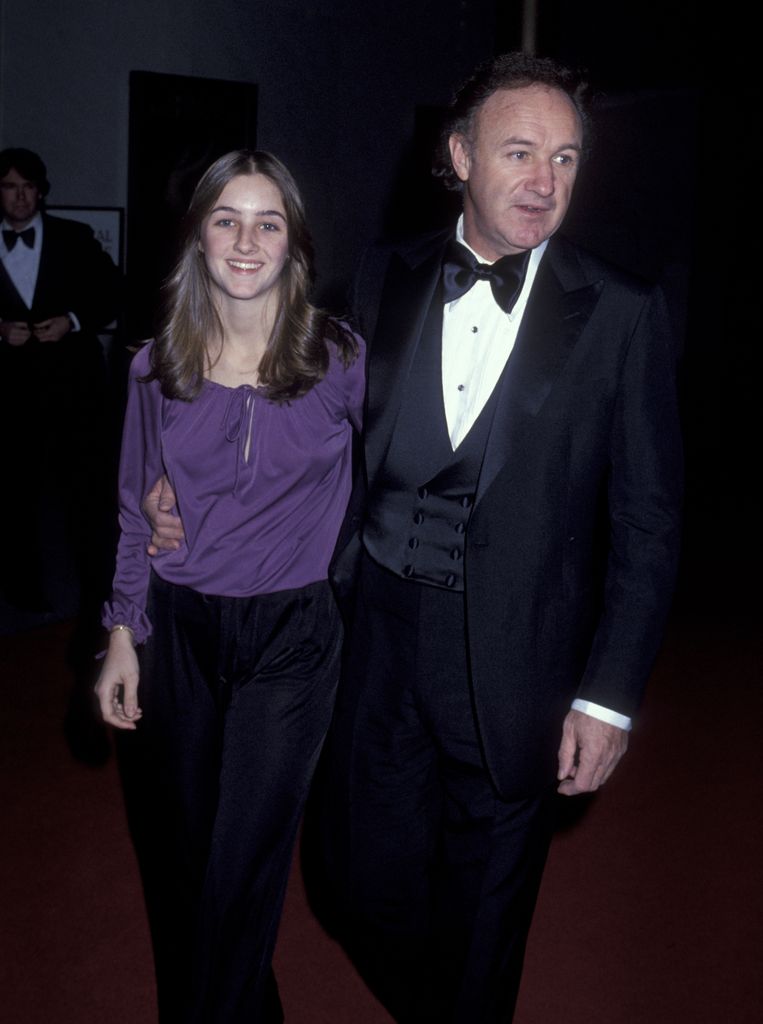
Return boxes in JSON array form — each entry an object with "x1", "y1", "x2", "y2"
[
  {"x1": 0, "y1": 214, "x2": 119, "y2": 522},
  {"x1": 334, "y1": 229, "x2": 683, "y2": 797},
  {"x1": 0, "y1": 213, "x2": 119, "y2": 339}
]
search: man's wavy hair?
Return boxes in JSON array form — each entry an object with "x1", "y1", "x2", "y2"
[
  {"x1": 0, "y1": 147, "x2": 50, "y2": 199},
  {"x1": 433, "y1": 52, "x2": 590, "y2": 192},
  {"x1": 149, "y1": 149, "x2": 358, "y2": 403}
]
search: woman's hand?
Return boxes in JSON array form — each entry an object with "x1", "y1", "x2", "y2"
[{"x1": 95, "y1": 628, "x2": 143, "y2": 730}]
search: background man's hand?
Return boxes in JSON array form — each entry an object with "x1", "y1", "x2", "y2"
[
  {"x1": 557, "y1": 709, "x2": 629, "y2": 796},
  {"x1": 0, "y1": 320, "x2": 32, "y2": 346},
  {"x1": 33, "y1": 315, "x2": 71, "y2": 343},
  {"x1": 142, "y1": 475, "x2": 184, "y2": 556}
]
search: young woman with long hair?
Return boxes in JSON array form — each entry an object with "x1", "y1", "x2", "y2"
[{"x1": 95, "y1": 150, "x2": 364, "y2": 1023}]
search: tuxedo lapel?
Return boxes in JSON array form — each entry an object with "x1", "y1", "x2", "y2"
[
  {"x1": 365, "y1": 239, "x2": 446, "y2": 487},
  {"x1": 476, "y1": 241, "x2": 604, "y2": 504},
  {"x1": 31, "y1": 218, "x2": 57, "y2": 314},
  {"x1": 0, "y1": 259, "x2": 30, "y2": 314}
]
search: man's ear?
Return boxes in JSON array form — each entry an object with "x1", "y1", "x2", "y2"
[{"x1": 449, "y1": 134, "x2": 471, "y2": 183}]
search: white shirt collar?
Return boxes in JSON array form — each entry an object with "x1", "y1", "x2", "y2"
[{"x1": 454, "y1": 212, "x2": 547, "y2": 267}]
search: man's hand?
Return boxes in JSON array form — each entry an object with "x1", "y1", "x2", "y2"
[
  {"x1": 33, "y1": 315, "x2": 71, "y2": 343},
  {"x1": 0, "y1": 320, "x2": 32, "y2": 346},
  {"x1": 143, "y1": 475, "x2": 184, "y2": 556},
  {"x1": 557, "y1": 709, "x2": 629, "y2": 796}
]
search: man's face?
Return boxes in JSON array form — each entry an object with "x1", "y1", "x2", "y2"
[
  {"x1": 0, "y1": 167, "x2": 41, "y2": 229},
  {"x1": 449, "y1": 84, "x2": 582, "y2": 261}
]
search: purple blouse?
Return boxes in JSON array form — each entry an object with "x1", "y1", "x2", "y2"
[{"x1": 103, "y1": 331, "x2": 365, "y2": 643}]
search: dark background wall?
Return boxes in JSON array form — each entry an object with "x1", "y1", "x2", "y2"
[{"x1": 0, "y1": 0, "x2": 495, "y2": 307}]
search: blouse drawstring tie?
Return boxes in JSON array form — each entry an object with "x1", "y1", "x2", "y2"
[{"x1": 221, "y1": 386, "x2": 255, "y2": 496}]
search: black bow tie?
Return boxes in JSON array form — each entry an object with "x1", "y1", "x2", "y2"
[
  {"x1": 442, "y1": 241, "x2": 530, "y2": 314},
  {"x1": 3, "y1": 227, "x2": 35, "y2": 251}
]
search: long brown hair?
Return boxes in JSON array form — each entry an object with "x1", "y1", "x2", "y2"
[{"x1": 149, "y1": 150, "x2": 357, "y2": 402}]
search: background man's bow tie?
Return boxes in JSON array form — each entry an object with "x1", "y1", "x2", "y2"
[
  {"x1": 442, "y1": 241, "x2": 530, "y2": 314},
  {"x1": 3, "y1": 227, "x2": 36, "y2": 251}
]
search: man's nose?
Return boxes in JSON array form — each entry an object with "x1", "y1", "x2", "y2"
[{"x1": 527, "y1": 163, "x2": 555, "y2": 196}]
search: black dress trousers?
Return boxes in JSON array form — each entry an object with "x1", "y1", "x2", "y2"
[
  {"x1": 318, "y1": 552, "x2": 556, "y2": 1023},
  {"x1": 119, "y1": 573, "x2": 342, "y2": 1024}
]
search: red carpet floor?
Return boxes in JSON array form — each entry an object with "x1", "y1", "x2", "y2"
[{"x1": 1, "y1": 585, "x2": 760, "y2": 1022}]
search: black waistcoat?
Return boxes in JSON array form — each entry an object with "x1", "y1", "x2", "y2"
[{"x1": 363, "y1": 286, "x2": 500, "y2": 591}]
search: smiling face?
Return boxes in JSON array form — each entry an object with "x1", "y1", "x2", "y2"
[
  {"x1": 449, "y1": 84, "x2": 582, "y2": 260},
  {"x1": 0, "y1": 167, "x2": 41, "y2": 229},
  {"x1": 199, "y1": 173, "x2": 289, "y2": 311}
]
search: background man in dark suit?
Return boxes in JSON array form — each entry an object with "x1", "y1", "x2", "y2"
[
  {"x1": 0, "y1": 147, "x2": 118, "y2": 348},
  {"x1": 318, "y1": 52, "x2": 683, "y2": 1021},
  {"x1": 0, "y1": 147, "x2": 120, "y2": 615}
]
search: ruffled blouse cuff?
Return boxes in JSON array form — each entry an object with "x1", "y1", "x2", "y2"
[{"x1": 101, "y1": 599, "x2": 153, "y2": 646}]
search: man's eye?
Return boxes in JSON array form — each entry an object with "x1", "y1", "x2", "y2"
[
  {"x1": 554, "y1": 154, "x2": 576, "y2": 166},
  {"x1": 509, "y1": 151, "x2": 528, "y2": 160}
]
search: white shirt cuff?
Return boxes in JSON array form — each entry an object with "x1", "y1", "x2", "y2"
[
  {"x1": 68, "y1": 311, "x2": 81, "y2": 333},
  {"x1": 571, "y1": 698, "x2": 632, "y2": 732}
]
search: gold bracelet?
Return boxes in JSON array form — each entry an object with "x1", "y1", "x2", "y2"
[{"x1": 110, "y1": 624, "x2": 135, "y2": 641}]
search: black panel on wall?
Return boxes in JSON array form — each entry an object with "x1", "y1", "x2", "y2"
[
  {"x1": 381, "y1": 105, "x2": 462, "y2": 240},
  {"x1": 127, "y1": 71, "x2": 258, "y2": 339},
  {"x1": 561, "y1": 88, "x2": 698, "y2": 352}
]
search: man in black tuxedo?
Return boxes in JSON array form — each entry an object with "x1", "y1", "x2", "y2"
[
  {"x1": 0, "y1": 148, "x2": 118, "y2": 348},
  {"x1": 143, "y1": 53, "x2": 682, "y2": 1022},
  {"x1": 0, "y1": 147, "x2": 120, "y2": 612},
  {"x1": 318, "y1": 52, "x2": 683, "y2": 1021}
]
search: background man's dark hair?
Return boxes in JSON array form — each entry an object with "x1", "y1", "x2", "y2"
[
  {"x1": 0, "y1": 147, "x2": 51, "y2": 198},
  {"x1": 433, "y1": 51, "x2": 590, "y2": 191}
]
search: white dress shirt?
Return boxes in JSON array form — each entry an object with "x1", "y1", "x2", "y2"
[
  {"x1": 1, "y1": 212, "x2": 80, "y2": 330},
  {"x1": 440, "y1": 216, "x2": 631, "y2": 732},
  {"x1": 442, "y1": 218, "x2": 546, "y2": 451},
  {"x1": 1, "y1": 212, "x2": 43, "y2": 309}
]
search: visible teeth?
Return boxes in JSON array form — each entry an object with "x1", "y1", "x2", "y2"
[{"x1": 228, "y1": 260, "x2": 259, "y2": 269}]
